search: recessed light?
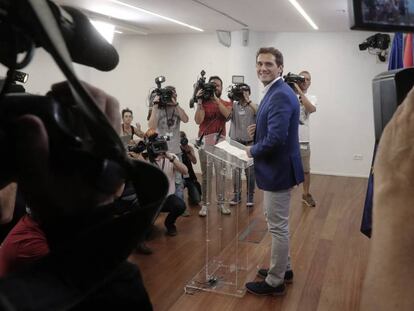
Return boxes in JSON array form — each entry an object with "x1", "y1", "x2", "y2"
[
  {"x1": 111, "y1": 0, "x2": 204, "y2": 32},
  {"x1": 288, "y1": 0, "x2": 319, "y2": 30}
]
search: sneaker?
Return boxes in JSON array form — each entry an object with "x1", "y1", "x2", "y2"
[
  {"x1": 257, "y1": 268, "x2": 294, "y2": 283},
  {"x1": 302, "y1": 194, "x2": 316, "y2": 207},
  {"x1": 135, "y1": 242, "x2": 153, "y2": 255},
  {"x1": 199, "y1": 205, "x2": 208, "y2": 217},
  {"x1": 229, "y1": 194, "x2": 241, "y2": 206},
  {"x1": 165, "y1": 224, "x2": 177, "y2": 236},
  {"x1": 245, "y1": 280, "x2": 286, "y2": 296},
  {"x1": 182, "y1": 208, "x2": 190, "y2": 217},
  {"x1": 246, "y1": 195, "x2": 254, "y2": 207},
  {"x1": 219, "y1": 205, "x2": 231, "y2": 215}
]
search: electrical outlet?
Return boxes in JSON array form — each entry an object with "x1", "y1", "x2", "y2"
[{"x1": 353, "y1": 154, "x2": 363, "y2": 160}]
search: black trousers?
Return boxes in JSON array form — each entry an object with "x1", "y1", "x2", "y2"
[{"x1": 161, "y1": 194, "x2": 185, "y2": 227}]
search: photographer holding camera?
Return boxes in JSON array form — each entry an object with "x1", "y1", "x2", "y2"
[
  {"x1": 194, "y1": 76, "x2": 233, "y2": 216},
  {"x1": 293, "y1": 71, "x2": 317, "y2": 207},
  {"x1": 228, "y1": 83, "x2": 257, "y2": 207},
  {"x1": 148, "y1": 86, "x2": 189, "y2": 202},
  {"x1": 180, "y1": 131, "x2": 201, "y2": 206},
  {"x1": 145, "y1": 132, "x2": 188, "y2": 236}
]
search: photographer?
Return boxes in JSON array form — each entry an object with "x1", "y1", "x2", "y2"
[
  {"x1": 0, "y1": 82, "x2": 125, "y2": 277},
  {"x1": 293, "y1": 70, "x2": 317, "y2": 208},
  {"x1": 180, "y1": 131, "x2": 201, "y2": 207},
  {"x1": 146, "y1": 135, "x2": 187, "y2": 236},
  {"x1": 228, "y1": 83, "x2": 257, "y2": 207},
  {"x1": 121, "y1": 108, "x2": 145, "y2": 144},
  {"x1": 194, "y1": 76, "x2": 233, "y2": 216},
  {"x1": 148, "y1": 86, "x2": 189, "y2": 202}
]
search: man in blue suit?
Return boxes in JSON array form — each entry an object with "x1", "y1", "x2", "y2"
[{"x1": 245, "y1": 47, "x2": 304, "y2": 296}]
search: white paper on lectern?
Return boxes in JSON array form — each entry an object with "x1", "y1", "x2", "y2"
[{"x1": 215, "y1": 140, "x2": 252, "y2": 164}]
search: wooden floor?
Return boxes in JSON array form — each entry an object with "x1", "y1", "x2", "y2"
[{"x1": 129, "y1": 174, "x2": 370, "y2": 311}]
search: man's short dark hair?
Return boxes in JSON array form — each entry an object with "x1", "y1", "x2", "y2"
[
  {"x1": 122, "y1": 108, "x2": 133, "y2": 118},
  {"x1": 208, "y1": 76, "x2": 223, "y2": 86},
  {"x1": 256, "y1": 47, "x2": 284, "y2": 67}
]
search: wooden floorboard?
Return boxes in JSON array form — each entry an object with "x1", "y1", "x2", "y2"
[{"x1": 129, "y1": 174, "x2": 370, "y2": 311}]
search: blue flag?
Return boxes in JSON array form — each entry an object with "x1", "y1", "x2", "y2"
[{"x1": 388, "y1": 32, "x2": 403, "y2": 70}]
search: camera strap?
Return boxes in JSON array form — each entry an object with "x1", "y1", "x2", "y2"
[{"x1": 165, "y1": 107, "x2": 176, "y2": 128}]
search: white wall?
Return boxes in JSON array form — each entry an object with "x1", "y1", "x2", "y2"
[{"x1": 16, "y1": 30, "x2": 388, "y2": 177}]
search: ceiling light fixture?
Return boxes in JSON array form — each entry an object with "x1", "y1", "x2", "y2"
[
  {"x1": 287, "y1": 0, "x2": 319, "y2": 30},
  {"x1": 111, "y1": 0, "x2": 204, "y2": 32}
]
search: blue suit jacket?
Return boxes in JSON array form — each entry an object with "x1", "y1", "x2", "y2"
[{"x1": 251, "y1": 79, "x2": 304, "y2": 191}]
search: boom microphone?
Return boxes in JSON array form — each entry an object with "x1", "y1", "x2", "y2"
[{"x1": 57, "y1": 5, "x2": 119, "y2": 71}]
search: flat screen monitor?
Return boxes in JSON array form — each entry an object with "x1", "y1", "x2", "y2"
[{"x1": 349, "y1": 0, "x2": 414, "y2": 32}]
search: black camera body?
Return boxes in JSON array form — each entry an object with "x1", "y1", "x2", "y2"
[
  {"x1": 153, "y1": 76, "x2": 173, "y2": 108},
  {"x1": 128, "y1": 136, "x2": 168, "y2": 157},
  {"x1": 228, "y1": 83, "x2": 251, "y2": 101},
  {"x1": 128, "y1": 140, "x2": 146, "y2": 154},
  {"x1": 189, "y1": 70, "x2": 216, "y2": 108},
  {"x1": 359, "y1": 33, "x2": 390, "y2": 51},
  {"x1": 201, "y1": 82, "x2": 216, "y2": 101},
  {"x1": 283, "y1": 72, "x2": 305, "y2": 88}
]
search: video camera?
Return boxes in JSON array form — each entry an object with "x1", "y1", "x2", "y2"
[
  {"x1": 359, "y1": 33, "x2": 390, "y2": 51},
  {"x1": 283, "y1": 72, "x2": 305, "y2": 88},
  {"x1": 128, "y1": 134, "x2": 169, "y2": 159},
  {"x1": 189, "y1": 70, "x2": 216, "y2": 108},
  {"x1": 227, "y1": 83, "x2": 251, "y2": 102},
  {"x1": 152, "y1": 76, "x2": 175, "y2": 108},
  {"x1": 0, "y1": 2, "x2": 169, "y2": 307}
]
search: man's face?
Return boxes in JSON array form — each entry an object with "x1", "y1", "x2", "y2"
[
  {"x1": 210, "y1": 78, "x2": 222, "y2": 98},
  {"x1": 123, "y1": 112, "x2": 133, "y2": 124},
  {"x1": 299, "y1": 72, "x2": 311, "y2": 92},
  {"x1": 256, "y1": 53, "x2": 283, "y2": 86}
]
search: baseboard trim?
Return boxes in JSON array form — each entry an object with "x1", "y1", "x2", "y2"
[{"x1": 311, "y1": 171, "x2": 369, "y2": 179}]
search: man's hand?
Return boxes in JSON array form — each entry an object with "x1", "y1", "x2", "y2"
[
  {"x1": 246, "y1": 146, "x2": 253, "y2": 158},
  {"x1": 213, "y1": 91, "x2": 220, "y2": 104},
  {"x1": 13, "y1": 82, "x2": 124, "y2": 223},
  {"x1": 128, "y1": 152, "x2": 144, "y2": 161},
  {"x1": 242, "y1": 90, "x2": 250, "y2": 103},
  {"x1": 247, "y1": 124, "x2": 256, "y2": 139},
  {"x1": 293, "y1": 83, "x2": 303, "y2": 95},
  {"x1": 152, "y1": 95, "x2": 160, "y2": 106},
  {"x1": 196, "y1": 89, "x2": 204, "y2": 100}
]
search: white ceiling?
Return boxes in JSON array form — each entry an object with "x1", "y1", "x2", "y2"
[{"x1": 56, "y1": 0, "x2": 351, "y2": 34}]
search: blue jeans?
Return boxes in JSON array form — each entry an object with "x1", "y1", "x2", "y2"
[
  {"x1": 184, "y1": 178, "x2": 201, "y2": 205},
  {"x1": 174, "y1": 153, "x2": 184, "y2": 200}
]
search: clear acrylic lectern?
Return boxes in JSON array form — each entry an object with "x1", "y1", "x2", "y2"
[{"x1": 185, "y1": 134, "x2": 256, "y2": 297}]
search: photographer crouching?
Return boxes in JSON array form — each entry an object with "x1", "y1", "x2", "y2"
[
  {"x1": 180, "y1": 131, "x2": 201, "y2": 206},
  {"x1": 130, "y1": 130, "x2": 187, "y2": 236}
]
